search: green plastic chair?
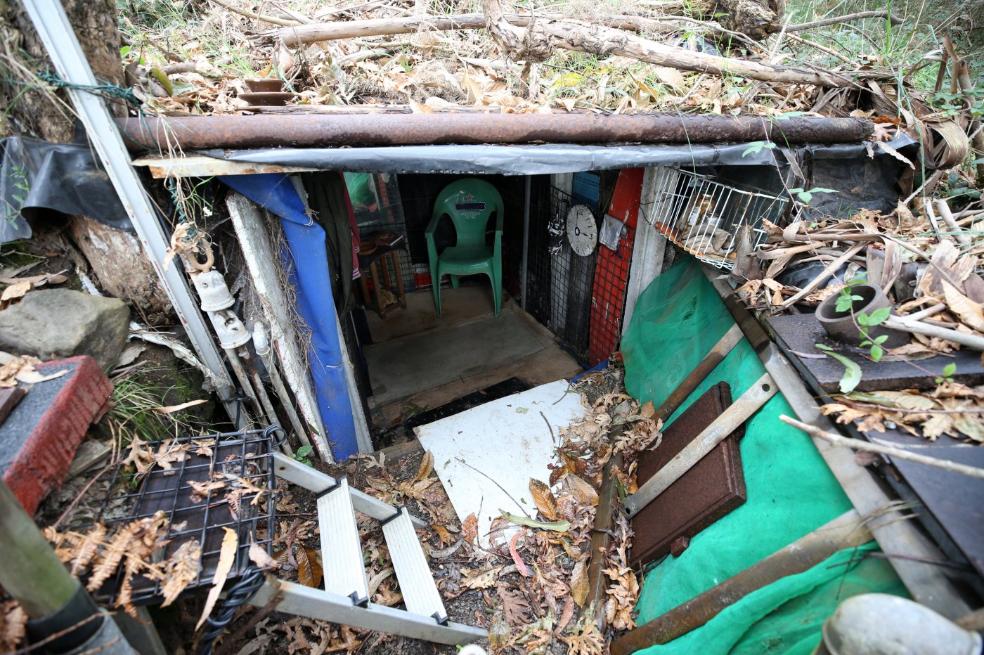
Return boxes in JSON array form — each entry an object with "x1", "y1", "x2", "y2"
[{"x1": 425, "y1": 179, "x2": 504, "y2": 316}]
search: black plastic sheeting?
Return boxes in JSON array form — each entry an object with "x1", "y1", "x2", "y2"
[{"x1": 0, "y1": 136, "x2": 130, "y2": 244}]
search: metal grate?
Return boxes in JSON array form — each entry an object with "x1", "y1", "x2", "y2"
[
  {"x1": 525, "y1": 185, "x2": 600, "y2": 365},
  {"x1": 643, "y1": 167, "x2": 788, "y2": 269},
  {"x1": 94, "y1": 427, "x2": 280, "y2": 606}
]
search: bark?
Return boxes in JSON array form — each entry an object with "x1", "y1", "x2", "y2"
[{"x1": 68, "y1": 216, "x2": 173, "y2": 326}]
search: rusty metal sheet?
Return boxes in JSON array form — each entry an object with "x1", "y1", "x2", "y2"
[{"x1": 629, "y1": 382, "x2": 746, "y2": 568}]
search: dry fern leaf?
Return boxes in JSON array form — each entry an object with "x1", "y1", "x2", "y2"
[
  {"x1": 71, "y1": 523, "x2": 106, "y2": 576},
  {"x1": 161, "y1": 540, "x2": 203, "y2": 607},
  {"x1": 0, "y1": 601, "x2": 26, "y2": 652}
]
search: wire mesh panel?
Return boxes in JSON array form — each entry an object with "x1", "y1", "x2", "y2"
[
  {"x1": 643, "y1": 167, "x2": 788, "y2": 269},
  {"x1": 526, "y1": 184, "x2": 599, "y2": 364},
  {"x1": 94, "y1": 427, "x2": 280, "y2": 606}
]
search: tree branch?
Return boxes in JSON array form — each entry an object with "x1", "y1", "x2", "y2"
[{"x1": 787, "y1": 9, "x2": 903, "y2": 32}]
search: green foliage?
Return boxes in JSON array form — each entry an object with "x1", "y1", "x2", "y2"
[
  {"x1": 815, "y1": 344, "x2": 863, "y2": 393},
  {"x1": 292, "y1": 444, "x2": 314, "y2": 466},
  {"x1": 742, "y1": 141, "x2": 777, "y2": 157},
  {"x1": 789, "y1": 187, "x2": 838, "y2": 204},
  {"x1": 935, "y1": 362, "x2": 957, "y2": 385}
]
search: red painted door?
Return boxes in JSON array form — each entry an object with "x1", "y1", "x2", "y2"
[{"x1": 587, "y1": 168, "x2": 644, "y2": 365}]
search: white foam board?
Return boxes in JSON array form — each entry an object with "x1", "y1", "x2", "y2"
[{"x1": 414, "y1": 379, "x2": 588, "y2": 547}]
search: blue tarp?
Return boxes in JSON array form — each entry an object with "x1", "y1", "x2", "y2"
[{"x1": 220, "y1": 174, "x2": 359, "y2": 459}]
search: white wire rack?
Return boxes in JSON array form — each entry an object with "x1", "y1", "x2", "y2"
[{"x1": 643, "y1": 167, "x2": 789, "y2": 269}]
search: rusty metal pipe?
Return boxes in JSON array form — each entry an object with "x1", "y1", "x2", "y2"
[
  {"x1": 117, "y1": 114, "x2": 873, "y2": 151},
  {"x1": 610, "y1": 510, "x2": 872, "y2": 655}
]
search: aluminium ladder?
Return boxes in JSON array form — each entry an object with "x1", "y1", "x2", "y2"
[{"x1": 250, "y1": 452, "x2": 486, "y2": 645}]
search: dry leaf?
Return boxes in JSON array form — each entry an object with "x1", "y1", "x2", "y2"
[
  {"x1": 565, "y1": 474, "x2": 599, "y2": 507},
  {"x1": 508, "y1": 532, "x2": 531, "y2": 577},
  {"x1": 154, "y1": 399, "x2": 208, "y2": 414},
  {"x1": 414, "y1": 451, "x2": 434, "y2": 482},
  {"x1": 529, "y1": 478, "x2": 558, "y2": 520},
  {"x1": 943, "y1": 280, "x2": 984, "y2": 333},
  {"x1": 1, "y1": 280, "x2": 31, "y2": 302},
  {"x1": 248, "y1": 541, "x2": 277, "y2": 570},
  {"x1": 297, "y1": 546, "x2": 323, "y2": 588},
  {"x1": 161, "y1": 540, "x2": 202, "y2": 607},
  {"x1": 462, "y1": 566, "x2": 502, "y2": 590},
  {"x1": 196, "y1": 527, "x2": 238, "y2": 629},
  {"x1": 461, "y1": 513, "x2": 478, "y2": 544},
  {"x1": 570, "y1": 559, "x2": 589, "y2": 607}
]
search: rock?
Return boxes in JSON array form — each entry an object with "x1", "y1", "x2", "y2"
[{"x1": 0, "y1": 289, "x2": 129, "y2": 369}]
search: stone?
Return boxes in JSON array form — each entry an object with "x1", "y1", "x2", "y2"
[{"x1": 0, "y1": 289, "x2": 129, "y2": 369}]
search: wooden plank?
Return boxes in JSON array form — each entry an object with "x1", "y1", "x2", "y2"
[
  {"x1": 226, "y1": 193, "x2": 331, "y2": 462},
  {"x1": 131, "y1": 155, "x2": 317, "y2": 179},
  {"x1": 624, "y1": 373, "x2": 776, "y2": 516}
]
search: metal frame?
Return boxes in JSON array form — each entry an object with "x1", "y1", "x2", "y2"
[
  {"x1": 264, "y1": 452, "x2": 485, "y2": 645},
  {"x1": 21, "y1": 0, "x2": 239, "y2": 422}
]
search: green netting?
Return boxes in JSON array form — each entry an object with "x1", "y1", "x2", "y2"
[{"x1": 621, "y1": 258, "x2": 907, "y2": 655}]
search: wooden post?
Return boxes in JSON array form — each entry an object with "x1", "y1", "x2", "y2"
[
  {"x1": 0, "y1": 480, "x2": 78, "y2": 617},
  {"x1": 611, "y1": 510, "x2": 871, "y2": 655}
]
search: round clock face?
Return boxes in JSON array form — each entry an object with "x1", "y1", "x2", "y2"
[{"x1": 566, "y1": 205, "x2": 598, "y2": 257}]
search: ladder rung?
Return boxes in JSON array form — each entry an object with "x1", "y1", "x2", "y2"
[
  {"x1": 317, "y1": 478, "x2": 369, "y2": 602},
  {"x1": 382, "y1": 508, "x2": 448, "y2": 621}
]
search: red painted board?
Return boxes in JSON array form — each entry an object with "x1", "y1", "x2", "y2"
[{"x1": 587, "y1": 168, "x2": 644, "y2": 365}]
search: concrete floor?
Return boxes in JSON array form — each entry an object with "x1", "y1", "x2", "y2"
[{"x1": 364, "y1": 287, "x2": 581, "y2": 420}]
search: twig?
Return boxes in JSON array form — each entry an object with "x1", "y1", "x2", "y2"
[
  {"x1": 786, "y1": 9, "x2": 903, "y2": 32},
  {"x1": 786, "y1": 33, "x2": 854, "y2": 65},
  {"x1": 934, "y1": 199, "x2": 973, "y2": 248},
  {"x1": 454, "y1": 457, "x2": 531, "y2": 518},
  {"x1": 780, "y1": 415, "x2": 984, "y2": 479},
  {"x1": 540, "y1": 410, "x2": 557, "y2": 445},
  {"x1": 209, "y1": 0, "x2": 300, "y2": 27},
  {"x1": 903, "y1": 303, "x2": 946, "y2": 322}
]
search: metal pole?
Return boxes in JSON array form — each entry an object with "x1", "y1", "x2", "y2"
[
  {"x1": 20, "y1": 0, "x2": 239, "y2": 424},
  {"x1": 521, "y1": 176, "x2": 531, "y2": 310}
]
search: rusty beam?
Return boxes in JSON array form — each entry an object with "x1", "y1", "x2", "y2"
[
  {"x1": 117, "y1": 114, "x2": 873, "y2": 151},
  {"x1": 610, "y1": 510, "x2": 872, "y2": 655}
]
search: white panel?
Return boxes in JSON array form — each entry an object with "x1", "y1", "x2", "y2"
[
  {"x1": 415, "y1": 379, "x2": 588, "y2": 547},
  {"x1": 383, "y1": 510, "x2": 447, "y2": 619}
]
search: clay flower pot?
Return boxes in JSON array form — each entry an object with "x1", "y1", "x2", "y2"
[{"x1": 816, "y1": 283, "x2": 908, "y2": 348}]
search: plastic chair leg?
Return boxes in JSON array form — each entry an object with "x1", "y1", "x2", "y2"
[
  {"x1": 432, "y1": 272, "x2": 442, "y2": 316},
  {"x1": 487, "y1": 271, "x2": 502, "y2": 316},
  {"x1": 450, "y1": 275, "x2": 460, "y2": 289}
]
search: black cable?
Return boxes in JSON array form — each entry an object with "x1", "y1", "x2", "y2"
[{"x1": 197, "y1": 565, "x2": 266, "y2": 655}]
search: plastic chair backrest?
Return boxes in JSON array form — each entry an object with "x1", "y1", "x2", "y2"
[{"x1": 431, "y1": 179, "x2": 503, "y2": 248}]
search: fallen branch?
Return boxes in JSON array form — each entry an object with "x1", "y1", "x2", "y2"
[
  {"x1": 786, "y1": 9, "x2": 903, "y2": 32},
  {"x1": 269, "y1": 13, "x2": 674, "y2": 45},
  {"x1": 780, "y1": 415, "x2": 984, "y2": 480},
  {"x1": 271, "y1": 7, "x2": 856, "y2": 87},
  {"x1": 209, "y1": 0, "x2": 300, "y2": 27},
  {"x1": 482, "y1": 0, "x2": 854, "y2": 87}
]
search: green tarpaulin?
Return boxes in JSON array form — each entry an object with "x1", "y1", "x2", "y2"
[{"x1": 621, "y1": 258, "x2": 907, "y2": 654}]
